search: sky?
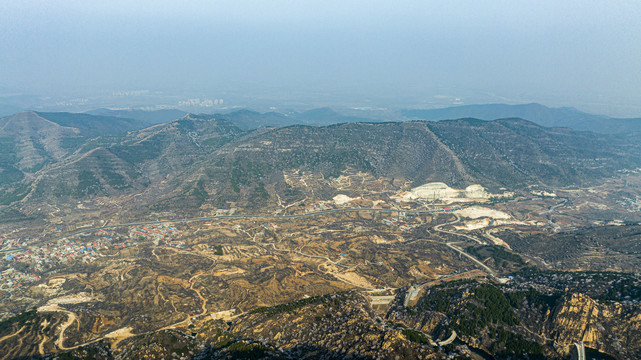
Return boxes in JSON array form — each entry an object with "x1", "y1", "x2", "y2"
[{"x1": 1, "y1": 0, "x2": 640, "y2": 116}]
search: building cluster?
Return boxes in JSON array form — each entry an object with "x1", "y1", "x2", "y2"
[
  {"x1": 619, "y1": 197, "x2": 641, "y2": 212},
  {"x1": 305, "y1": 202, "x2": 333, "y2": 213},
  {"x1": 262, "y1": 223, "x2": 278, "y2": 230},
  {"x1": 381, "y1": 217, "x2": 411, "y2": 231},
  {"x1": 0, "y1": 267, "x2": 40, "y2": 294},
  {"x1": 0, "y1": 229, "x2": 128, "y2": 292},
  {"x1": 0, "y1": 225, "x2": 186, "y2": 294},
  {"x1": 128, "y1": 224, "x2": 184, "y2": 247},
  {"x1": 0, "y1": 234, "x2": 27, "y2": 250}
]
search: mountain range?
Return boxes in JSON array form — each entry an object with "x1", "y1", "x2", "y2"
[
  {"x1": 402, "y1": 103, "x2": 641, "y2": 134},
  {"x1": 85, "y1": 108, "x2": 188, "y2": 126},
  {"x1": 2, "y1": 109, "x2": 640, "y2": 217}
]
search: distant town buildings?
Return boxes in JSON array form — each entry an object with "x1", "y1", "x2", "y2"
[{"x1": 0, "y1": 224, "x2": 183, "y2": 293}]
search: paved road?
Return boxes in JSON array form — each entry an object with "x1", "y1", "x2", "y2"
[
  {"x1": 445, "y1": 242, "x2": 496, "y2": 276},
  {"x1": 433, "y1": 214, "x2": 483, "y2": 244},
  {"x1": 438, "y1": 330, "x2": 457, "y2": 346},
  {"x1": 540, "y1": 198, "x2": 568, "y2": 215},
  {"x1": 574, "y1": 342, "x2": 585, "y2": 360},
  {"x1": 539, "y1": 198, "x2": 568, "y2": 232},
  {"x1": 431, "y1": 212, "x2": 498, "y2": 275}
]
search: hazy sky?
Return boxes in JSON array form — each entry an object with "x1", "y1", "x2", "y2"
[{"x1": 1, "y1": 1, "x2": 640, "y2": 115}]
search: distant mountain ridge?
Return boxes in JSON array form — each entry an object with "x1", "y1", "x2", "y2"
[
  {"x1": 215, "y1": 107, "x2": 376, "y2": 130},
  {"x1": 293, "y1": 107, "x2": 373, "y2": 125},
  {"x1": 3, "y1": 110, "x2": 641, "y2": 213},
  {"x1": 85, "y1": 108, "x2": 188, "y2": 126},
  {"x1": 93, "y1": 116, "x2": 637, "y2": 212},
  {"x1": 35, "y1": 111, "x2": 149, "y2": 136},
  {"x1": 218, "y1": 103, "x2": 641, "y2": 134},
  {"x1": 0, "y1": 110, "x2": 148, "y2": 176},
  {"x1": 84, "y1": 107, "x2": 373, "y2": 130},
  {"x1": 0, "y1": 112, "x2": 83, "y2": 189},
  {"x1": 402, "y1": 103, "x2": 641, "y2": 134},
  {"x1": 4, "y1": 102, "x2": 641, "y2": 136},
  {"x1": 81, "y1": 103, "x2": 641, "y2": 134}
]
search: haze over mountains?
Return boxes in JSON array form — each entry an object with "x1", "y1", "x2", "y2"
[
  {"x1": 403, "y1": 103, "x2": 641, "y2": 134},
  {"x1": 86, "y1": 102, "x2": 641, "y2": 133},
  {"x1": 85, "y1": 108, "x2": 188, "y2": 126},
  {"x1": 3, "y1": 2, "x2": 641, "y2": 358}
]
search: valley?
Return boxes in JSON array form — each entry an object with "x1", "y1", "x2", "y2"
[
  {"x1": 4, "y1": 0, "x2": 641, "y2": 357},
  {"x1": 1, "y1": 112, "x2": 641, "y2": 359}
]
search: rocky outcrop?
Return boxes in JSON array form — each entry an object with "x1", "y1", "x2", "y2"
[
  {"x1": 546, "y1": 294, "x2": 602, "y2": 344},
  {"x1": 544, "y1": 293, "x2": 641, "y2": 359}
]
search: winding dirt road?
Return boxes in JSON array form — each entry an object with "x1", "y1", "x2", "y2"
[{"x1": 37, "y1": 305, "x2": 78, "y2": 351}]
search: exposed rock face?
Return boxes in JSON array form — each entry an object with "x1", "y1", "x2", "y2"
[
  {"x1": 542, "y1": 293, "x2": 641, "y2": 359},
  {"x1": 407, "y1": 182, "x2": 492, "y2": 200},
  {"x1": 547, "y1": 293, "x2": 603, "y2": 344},
  {"x1": 464, "y1": 184, "x2": 488, "y2": 198},
  {"x1": 410, "y1": 182, "x2": 462, "y2": 199}
]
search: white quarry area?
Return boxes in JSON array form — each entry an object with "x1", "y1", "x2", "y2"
[
  {"x1": 454, "y1": 218, "x2": 525, "y2": 231},
  {"x1": 210, "y1": 309, "x2": 237, "y2": 321},
  {"x1": 454, "y1": 206, "x2": 511, "y2": 219},
  {"x1": 606, "y1": 219, "x2": 625, "y2": 226},
  {"x1": 453, "y1": 206, "x2": 527, "y2": 231},
  {"x1": 530, "y1": 189, "x2": 557, "y2": 197},
  {"x1": 394, "y1": 182, "x2": 512, "y2": 202},
  {"x1": 45, "y1": 292, "x2": 95, "y2": 305},
  {"x1": 333, "y1": 194, "x2": 358, "y2": 205}
]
